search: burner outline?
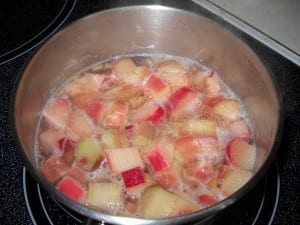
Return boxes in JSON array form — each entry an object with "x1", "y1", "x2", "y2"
[{"x1": 0, "y1": 0, "x2": 77, "y2": 65}]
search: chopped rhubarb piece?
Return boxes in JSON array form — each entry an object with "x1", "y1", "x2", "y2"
[
  {"x1": 131, "y1": 122, "x2": 156, "y2": 147},
  {"x1": 125, "y1": 173, "x2": 155, "y2": 196},
  {"x1": 203, "y1": 71, "x2": 223, "y2": 98},
  {"x1": 102, "y1": 130, "x2": 129, "y2": 148},
  {"x1": 58, "y1": 137, "x2": 77, "y2": 165},
  {"x1": 79, "y1": 72, "x2": 109, "y2": 92},
  {"x1": 198, "y1": 194, "x2": 217, "y2": 207},
  {"x1": 175, "y1": 136, "x2": 200, "y2": 161},
  {"x1": 191, "y1": 68, "x2": 207, "y2": 90},
  {"x1": 197, "y1": 136, "x2": 218, "y2": 152},
  {"x1": 43, "y1": 98, "x2": 71, "y2": 130},
  {"x1": 74, "y1": 138, "x2": 104, "y2": 171},
  {"x1": 128, "y1": 96, "x2": 148, "y2": 109},
  {"x1": 105, "y1": 147, "x2": 144, "y2": 173},
  {"x1": 112, "y1": 58, "x2": 148, "y2": 85},
  {"x1": 195, "y1": 164, "x2": 214, "y2": 181},
  {"x1": 226, "y1": 138, "x2": 256, "y2": 170},
  {"x1": 218, "y1": 168, "x2": 252, "y2": 196},
  {"x1": 66, "y1": 111, "x2": 95, "y2": 141},
  {"x1": 100, "y1": 84, "x2": 144, "y2": 101},
  {"x1": 144, "y1": 75, "x2": 171, "y2": 102},
  {"x1": 56, "y1": 176, "x2": 87, "y2": 203},
  {"x1": 67, "y1": 162, "x2": 88, "y2": 184},
  {"x1": 229, "y1": 119, "x2": 250, "y2": 142},
  {"x1": 139, "y1": 185, "x2": 198, "y2": 219},
  {"x1": 184, "y1": 119, "x2": 217, "y2": 136},
  {"x1": 155, "y1": 60, "x2": 189, "y2": 87},
  {"x1": 121, "y1": 167, "x2": 145, "y2": 188},
  {"x1": 167, "y1": 86, "x2": 202, "y2": 120},
  {"x1": 39, "y1": 129, "x2": 64, "y2": 155},
  {"x1": 65, "y1": 73, "x2": 107, "y2": 109},
  {"x1": 40, "y1": 156, "x2": 69, "y2": 184},
  {"x1": 86, "y1": 101, "x2": 105, "y2": 124},
  {"x1": 87, "y1": 182, "x2": 123, "y2": 210},
  {"x1": 155, "y1": 172, "x2": 178, "y2": 189},
  {"x1": 102, "y1": 101, "x2": 129, "y2": 129},
  {"x1": 213, "y1": 99, "x2": 241, "y2": 122},
  {"x1": 148, "y1": 148, "x2": 170, "y2": 172},
  {"x1": 128, "y1": 101, "x2": 165, "y2": 124}
]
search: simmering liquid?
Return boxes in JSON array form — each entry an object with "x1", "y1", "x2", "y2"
[{"x1": 36, "y1": 55, "x2": 256, "y2": 219}]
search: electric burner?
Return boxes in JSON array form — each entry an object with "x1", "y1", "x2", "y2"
[
  {"x1": 0, "y1": 0, "x2": 76, "y2": 64},
  {"x1": 23, "y1": 162, "x2": 280, "y2": 225}
]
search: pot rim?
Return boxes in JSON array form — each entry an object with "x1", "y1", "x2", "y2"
[{"x1": 9, "y1": 4, "x2": 284, "y2": 225}]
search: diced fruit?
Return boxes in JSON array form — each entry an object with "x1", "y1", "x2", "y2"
[
  {"x1": 229, "y1": 119, "x2": 250, "y2": 142},
  {"x1": 113, "y1": 58, "x2": 148, "y2": 85},
  {"x1": 148, "y1": 148, "x2": 170, "y2": 172},
  {"x1": 125, "y1": 201, "x2": 138, "y2": 214},
  {"x1": 102, "y1": 101, "x2": 128, "y2": 129},
  {"x1": 167, "y1": 86, "x2": 202, "y2": 120},
  {"x1": 125, "y1": 173, "x2": 155, "y2": 196},
  {"x1": 74, "y1": 138, "x2": 104, "y2": 171},
  {"x1": 155, "y1": 172, "x2": 178, "y2": 189},
  {"x1": 67, "y1": 163, "x2": 88, "y2": 184},
  {"x1": 197, "y1": 136, "x2": 218, "y2": 152},
  {"x1": 198, "y1": 194, "x2": 217, "y2": 207},
  {"x1": 121, "y1": 167, "x2": 145, "y2": 188},
  {"x1": 195, "y1": 164, "x2": 215, "y2": 181},
  {"x1": 155, "y1": 60, "x2": 189, "y2": 88},
  {"x1": 65, "y1": 73, "x2": 108, "y2": 109},
  {"x1": 128, "y1": 101, "x2": 165, "y2": 124},
  {"x1": 43, "y1": 98, "x2": 71, "y2": 130},
  {"x1": 73, "y1": 72, "x2": 109, "y2": 92},
  {"x1": 218, "y1": 168, "x2": 252, "y2": 196},
  {"x1": 213, "y1": 99, "x2": 241, "y2": 122},
  {"x1": 139, "y1": 186, "x2": 197, "y2": 218},
  {"x1": 203, "y1": 72, "x2": 222, "y2": 97},
  {"x1": 144, "y1": 75, "x2": 171, "y2": 102},
  {"x1": 131, "y1": 122, "x2": 156, "y2": 147},
  {"x1": 130, "y1": 66, "x2": 149, "y2": 85},
  {"x1": 175, "y1": 136, "x2": 200, "y2": 162},
  {"x1": 226, "y1": 138, "x2": 256, "y2": 170},
  {"x1": 191, "y1": 68, "x2": 207, "y2": 90},
  {"x1": 56, "y1": 176, "x2": 87, "y2": 203},
  {"x1": 86, "y1": 101, "x2": 105, "y2": 124},
  {"x1": 40, "y1": 156, "x2": 69, "y2": 184},
  {"x1": 66, "y1": 111, "x2": 95, "y2": 141},
  {"x1": 184, "y1": 119, "x2": 217, "y2": 136},
  {"x1": 173, "y1": 196, "x2": 199, "y2": 216},
  {"x1": 113, "y1": 58, "x2": 136, "y2": 78},
  {"x1": 58, "y1": 137, "x2": 77, "y2": 165},
  {"x1": 101, "y1": 130, "x2": 128, "y2": 149},
  {"x1": 105, "y1": 147, "x2": 144, "y2": 173},
  {"x1": 128, "y1": 96, "x2": 148, "y2": 109},
  {"x1": 87, "y1": 182, "x2": 123, "y2": 210},
  {"x1": 100, "y1": 84, "x2": 144, "y2": 101},
  {"x1": 39, "y1": 129, "x2": 64, "y2": 155}
]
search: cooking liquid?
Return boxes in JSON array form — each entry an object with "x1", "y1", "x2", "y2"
[{"x1": 35, "y1": 54, "x2": 255, "y2": 218}]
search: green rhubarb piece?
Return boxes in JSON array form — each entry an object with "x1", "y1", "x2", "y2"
[{"x1": 74, "y1": 138, "x2": 103, "y2": 171}]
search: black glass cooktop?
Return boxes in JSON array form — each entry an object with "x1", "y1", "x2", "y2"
[{"x1": 0, "y1": 0, "x2": 299, "y2": 225}]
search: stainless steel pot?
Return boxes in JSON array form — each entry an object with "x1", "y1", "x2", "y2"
[{"x1": 10, "y1": 5, "x2": 283, "y2": 225}]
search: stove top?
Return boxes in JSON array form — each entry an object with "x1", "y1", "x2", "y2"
[{"x1": 0, "y1": 1, "x2": 299, "y2": 225}]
